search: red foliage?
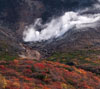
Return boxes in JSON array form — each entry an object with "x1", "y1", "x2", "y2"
[
  {"x1": 26, "y1": 65, "x2": 31, "y2": 69},
  {"x1": 0, "y1": 65, "x2": 5, "y2": 70},
  {"x1": 25, "y1": 60, "x2": 34, "y2": 64},
  {"x1": 23, "y1": 69, "x2": 32, "y2": 75},
  {"x1": 0, "y1": 59, "x2": 100, "y2": 89},
  {"x1": 13, "y1": 59, "x2": 19, "y2": 64},
  {"x1": 34, "y1": 63, "x2": 45, "y2": 70}
]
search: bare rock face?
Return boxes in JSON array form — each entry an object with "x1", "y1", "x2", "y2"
[
  {"x1": 19, "y1": 50, "x2": 41, "y2": 60},
  {"x1": 0, "y1": 0, "x2": 45, "y2": 57},
  {"x1": 19, "y1": 44, "x2": 41, "y2": 60}
]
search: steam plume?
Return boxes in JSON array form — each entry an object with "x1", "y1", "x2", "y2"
[{"x1": 23, "y1": 1, "x2": 100, "y2": 42}]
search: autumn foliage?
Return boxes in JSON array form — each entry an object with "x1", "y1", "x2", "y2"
[{"x1": 0, "y1": 58, "x2": 100, "y2": 89}]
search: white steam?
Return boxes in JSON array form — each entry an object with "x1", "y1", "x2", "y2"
[
  {"x1": 23, "y1": 11, "x2": 100, "y2": 42},
  {"x1": 23, "y1": 0, "x2": 100, "y2": 42}
]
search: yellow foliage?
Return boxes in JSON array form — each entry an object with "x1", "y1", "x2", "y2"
[
  {"x1": 72, "y1": 66, "x2": 82, "y2": 74},
  {"x1": 62, "y1": 83, "x2": 68, "y2": 89},
  {"x1": 79, "y1": 69, "x2": 87, "y2": 75},
  {"x1": 0, "y1": 74, "x2": 7, "y2": 89},
  {"x1": 43, "y1": 86, "x2": 51, "y2": 89},
  {"x1": 61, "y1": 83, "x2": 75, "y2": 89},
  {"x1": 85, "y1": 58, "x2": 91, "y2": 61},
  {"x1": 13, "y1": 82, "x2": 20, "y2": 88}
]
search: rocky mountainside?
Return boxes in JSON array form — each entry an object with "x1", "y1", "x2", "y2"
[
  {"x1": 0, "y1": 0, "x2": 45, "y2": 59},
  {"x1": 0, "y1": 0, "x2": 100, "y2": 59}
]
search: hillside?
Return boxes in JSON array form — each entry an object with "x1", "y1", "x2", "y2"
[
  {"x1": 0, "y1": 0, "x2": 100, "y2": 58},
  {"x1": 0, "y1": 57, "x2": 100, "y2": 89},
  {"x1": 0, "y1": 0, "x2": 100, "y2": 89}
]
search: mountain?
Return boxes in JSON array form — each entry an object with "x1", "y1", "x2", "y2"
[
  {"x1": 0, "y1": 1, "x2": 100, "y2": 89},
  {"x1": 0, "y1": 0, "x2": 45, "y2": 59},
  {"x1": 0, "y1": 0, "x2": 100, "y2": 59}
]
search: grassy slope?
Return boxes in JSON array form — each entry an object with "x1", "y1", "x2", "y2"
[
  {"x1": 0, "y1": 40, "x2": 18, "y2": 61},
  {"x1": 47, "y1": 50, "x2": 100, "y2": 74}
]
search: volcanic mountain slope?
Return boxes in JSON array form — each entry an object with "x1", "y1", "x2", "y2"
[
  {"x1": 0, "y1": 0, "x2": 100, "y2": 58},
  {"x1": 0, "y1": 0, "x2": 45, "y2": 58},
  {"x1": 0, "y1": 0, "x2": 45, "y2": 38},
  {"x1": 0, "y1": 58, "x2": 100, "y2": 89},
  {"x1": 50, "y1": 26, "x2": 100, "y2": 52},
  {"x1": 0, "y1": 26, "x2": 21, "y2": 59},
  {"x1": 20, "y1": 0, "x2": 100, "y2": 57},
  {"x1": 26, "y1": 26, "x2": 100, "y2": 58},
  {"x1": 0, "y1": 1, "x2": 100, "y2": 89}
]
